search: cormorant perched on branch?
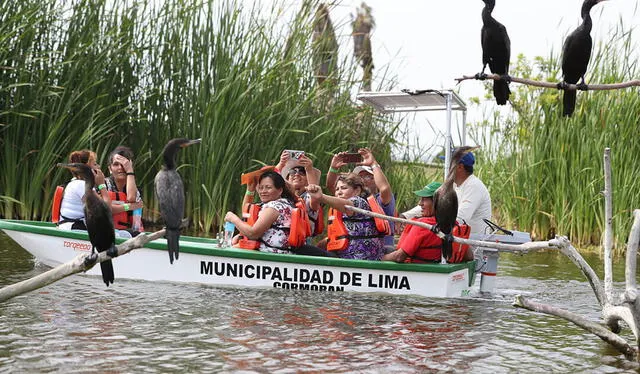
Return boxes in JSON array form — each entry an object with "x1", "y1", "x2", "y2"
[
  {"x1": 560, "y1": 0, "x2": 608, "y2": 117},
  {"x1": 58, "y1": 162, "x2": 117, "y2": 286},
  {"x1": 155, "y1": 138, "x2": 201, "y2": 264},
  {"x1": 433, "y1": 146, "x2": 478, "y2": 262},
  {"x1": 480, "y1": 0, "x2": 511, "y2": 105}
]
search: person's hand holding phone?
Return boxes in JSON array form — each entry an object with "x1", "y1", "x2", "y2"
[{"x1": 358, "y1": 147, "x2": 376, "y2": 167}]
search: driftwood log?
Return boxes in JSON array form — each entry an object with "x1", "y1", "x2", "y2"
[
  {"x1": 514, "y1": 148, "x2": 640, "y2": 361},
  {"x1": 455, "y1": 73, "x2": 640, "y2": 91},
  {"x1": 0, "y1": 225, "x2": 181, "y2": 303}
]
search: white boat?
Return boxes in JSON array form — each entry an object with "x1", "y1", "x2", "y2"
[{"x1": 0, "y1": 219, "x2": 477, "y2": 298}]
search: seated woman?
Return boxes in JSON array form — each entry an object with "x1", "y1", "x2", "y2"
[
  {"x1": 225, "y1": 171, "x2": 332, "y2": 257},
  {"x1": 275, "y1": 150, "x2": 324, "y2": 238},
  {"x1": 383, "y1": 182, "x2": 474, "y2": 263},
  {"x1": 306, "y1": 173, "x2": 387, "y2": 261},
  {"x1": 105, "y1": 146, "x2": 144, "y2": 234},
  {"x1": 57, "y1": 150, "x2": 111, "y2": 231}
]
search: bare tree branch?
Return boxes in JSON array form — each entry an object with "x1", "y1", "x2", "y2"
[
  {"x1": 556, "y1": 236, "x2": 606, "y2": 307},
  {"x1": 345, "y1": 205, "x2": 558, "y2": 253},
  {"x1": 0, "y1": 229, "x2": 166, "y2": 303},
  {"x1": 455, "y1": 73, "x2": 640, "y2": 90},
  {"x1": 603, "y1": 148, "x2": 614, "y2": 304},
  {"x1": 514, "y1": 295, "x2": 637, "y2": 361}
]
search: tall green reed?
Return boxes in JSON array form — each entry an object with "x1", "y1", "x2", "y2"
[{"x1": 0, "y1": 0, "x2": 400, "y2": 234}]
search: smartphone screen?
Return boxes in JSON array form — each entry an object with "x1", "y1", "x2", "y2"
[{"x1": 342, "y1": 153, "x2": 363, "y2": 163}]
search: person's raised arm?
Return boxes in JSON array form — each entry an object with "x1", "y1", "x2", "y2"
[
  {"x1": 275, "y1": 150, "x2": 289, "y2": 173},
  {"x1": 242, "y1": 179, "x2": 257, "y2": 211},
  {"x1": 306, "y1": 184, "x2": 354, "y2": 214},
  {"x1": 326, "y1": 152, "x2": 347, "y2": 191},
  {"x1": 297, "y1": 154, "x2": 321, "y2": 185},
  {"x1": 224, "y1": 206, "x2": 279, "y2": 240},
  {"x1": 359, "y1": 148, "x2": 393, "y2": 205}
]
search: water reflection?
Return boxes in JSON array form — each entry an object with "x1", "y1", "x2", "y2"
[{"x1": 1, "y1": 230, "x2": 639, "y2": 372}]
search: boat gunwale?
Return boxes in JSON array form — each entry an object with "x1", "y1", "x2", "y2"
[{"x1": 1, "y1": 219, "x2": 475, "y2": 275}]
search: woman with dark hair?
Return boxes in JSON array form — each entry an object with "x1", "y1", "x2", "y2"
[
  {"x1": 306, "y1": 173, "x2": 386, "y2": 260},
  {"x1": 104, "y1": 145, "x2": 144, "y2": 233},
  {"x1": 225, "y1": 171, "x2": 331, "y2": 256}
]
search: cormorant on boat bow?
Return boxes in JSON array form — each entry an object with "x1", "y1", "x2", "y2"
[
  {"x1": 58, "y1": 162, "x2": 117, "y2": 286},
  {"x1": 155, "y1": 138, "x2": 201, "y2": 264},
  {"x1": 433, "y1": 146, "x2": 478, "y2": 262},
  {"x1": 560, "y1": 0, "x2": 607, "y2": 117}
]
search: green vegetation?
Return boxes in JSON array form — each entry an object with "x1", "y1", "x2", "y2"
[
  {"x1": 2, "y1": 0, "x2": 638, "y2": 250},
  {"x1": 472, "y1": 24, "x2": 640, "y2": 250},
  {"x1": 0, "y1": 0, "x2": 397, "y2": 233}
]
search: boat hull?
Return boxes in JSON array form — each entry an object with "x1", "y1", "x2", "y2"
[{"x1": 1, "y1": 220, "x2": 476, "y2": 298}]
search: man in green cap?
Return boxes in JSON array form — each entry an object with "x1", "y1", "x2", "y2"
[{"x1": 383, "y1": 182, "x2": 444, "y2": 263}]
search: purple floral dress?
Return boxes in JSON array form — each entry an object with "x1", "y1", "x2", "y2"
[
  {"x1": 258, "y1": 198, "x2": 294, "y2": 254},
  {"x1": 338, "y1": 196, "x2": 384, "y2": 260}
]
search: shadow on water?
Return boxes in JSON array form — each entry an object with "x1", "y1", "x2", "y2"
[{"x1": 1, "y1": 230, "x2": 640, "y2": 372}]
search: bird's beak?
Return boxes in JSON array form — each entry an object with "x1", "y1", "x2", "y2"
[
  {"x1": 182, "y1": 138, "x2": 202, "y2": 148},
  {"x1": 57, "y1": 163, "x2": 78, "y2": 172}
]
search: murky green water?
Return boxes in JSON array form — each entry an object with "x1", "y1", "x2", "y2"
[{"x1": 1, "y1": 230, "x2": 638, "y2": 373}]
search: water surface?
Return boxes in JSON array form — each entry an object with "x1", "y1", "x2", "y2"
[{"x1": 1, "y1": 231, "x2": 638, "y2": 373}]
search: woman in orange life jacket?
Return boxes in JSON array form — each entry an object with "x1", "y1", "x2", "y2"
[
  {"x1": 104, "y1": 146, "x2": 144, "y2": 236},
  {"x1": 382, "y1": 182, "x2": 474, "y2": 263},
  {"x1": 306, "y1": 173, "x2": 386, "y2": 261},
  {"x1": 57, "y1": 150, "x2": 111, "y2": 231},
  {"x1": 225, "y1": 171, "x2": 333, "y2": 257},
  {"x1": 274, "y1": 150, "x2": 324, "y2": 238}
]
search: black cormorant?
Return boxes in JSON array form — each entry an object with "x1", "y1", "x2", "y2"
[
  {"x1": 433, "y1": 146, "x2": 477, "y2": 262},
  {"x1": 155, "y1": 138, "x2": 201, "y2": 264},
  {"x1": 480, "y1": 0, "x2": 511, "y2": 105},
  {"x1": 560, "y1": 0, "x2": 607, "y2": 117},
  {"x1": 58, "y1": 162, "x2": 117, "y2": 286}
]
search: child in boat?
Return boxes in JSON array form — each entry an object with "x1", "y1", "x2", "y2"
[
  {"x1": 306, "y1": 173, "x2": 387, "y2": 261},
  {"x1": 105, "y1": 146, "x2": 144, "y2": 235},
  {"x1": 325, "y1": 148, "x2": 396, "y2": 252},
  {"x1": 383, "y1": 182, "x2": 474, "y2": 263},
  {"x1": 225, "y1": 171, "x2": 332, "y2": 257}
]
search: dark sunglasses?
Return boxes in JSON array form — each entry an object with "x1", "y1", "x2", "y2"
[{"x1": 288, "y1": 168, "x2": 306, "y2": 176}]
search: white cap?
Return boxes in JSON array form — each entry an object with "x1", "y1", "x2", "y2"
[{"x1": 352, "y1": 165, "x2": 373, "y2": 175}]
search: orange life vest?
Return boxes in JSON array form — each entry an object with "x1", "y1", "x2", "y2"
[
  {"x1": 109, "y1": 191, "x2": 134, "y2": 230},
  {"x1": 237, "y1": 200, "x2": 310, "y2": 250},
  {"x1": 326, "y1": 195, "x2": 391, "y2": 252},
  {"x1": 449, "y1": 221, "x2": 471, "y2": 263},
  {"x1": 51, "y1": 185, "x2": 65, "y2": 223}
]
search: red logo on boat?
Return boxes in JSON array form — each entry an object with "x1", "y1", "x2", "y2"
[
  {"x1": 63, "y1": 241, "x2": 92, "y2": 252},
  {"x1": 451, "y1": 273, "x2": 465, "y2": 282}
]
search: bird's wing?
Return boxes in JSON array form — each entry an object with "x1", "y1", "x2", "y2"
[
  {"x1": 85, "y1": 197, "x2": 115, "y2": 251},
  {"x1": 155, "y1": 170, "x2": 185, "y2": 229}
]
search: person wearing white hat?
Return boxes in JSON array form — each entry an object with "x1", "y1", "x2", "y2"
[{"x1": 326, "y1": 148, "x2": 396, "y2": 250}]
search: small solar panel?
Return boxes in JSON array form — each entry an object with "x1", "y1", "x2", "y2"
[{"x1": 357, "y1": 90, "x2": 466, "y2": 113}]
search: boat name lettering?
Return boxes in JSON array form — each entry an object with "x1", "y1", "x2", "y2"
[
  {"x1": 451, "y1": 273, "x2": 465, "y2": 282},
  {"x1": 200, "y1": 261, "x2": 411, "y2": 290},
  {"x1": 63, "y1": 240, "x2": 92, "y2": 251},
  {"x1": 273, "y1": 282, "x2": 345, "y2": 292}
]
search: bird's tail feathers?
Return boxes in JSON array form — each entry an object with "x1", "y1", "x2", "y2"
[
  {"x1": 166, "y1": 228, "x2": 181, "y2": 264},
  {"x1": 493, "y1": 80, "x2": 510, "y2": 105},
  {"x1": 441, "y1": 235, "x2": 454, "y2": 262},
  {"x1": 563, "y1": 90, "x2": 576, "y2": 117},
  {"x1": 100, "y1": 260, "x2": 115, "y2": 286}
]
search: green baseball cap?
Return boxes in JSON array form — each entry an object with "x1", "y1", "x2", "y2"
[{"x1": 413, "y1": 182, "x2": 442, "y2": 198}]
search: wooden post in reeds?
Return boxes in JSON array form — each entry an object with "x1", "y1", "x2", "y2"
[
  {"x1": 352, "y1": 2, "x2": 374, "y2": 92},
  {"x1": 514, "y1": 148, "x2": 640, "y2": 362},
  {"x1": 312, "y1": 3, "x2": 338, "y2": 89}
]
